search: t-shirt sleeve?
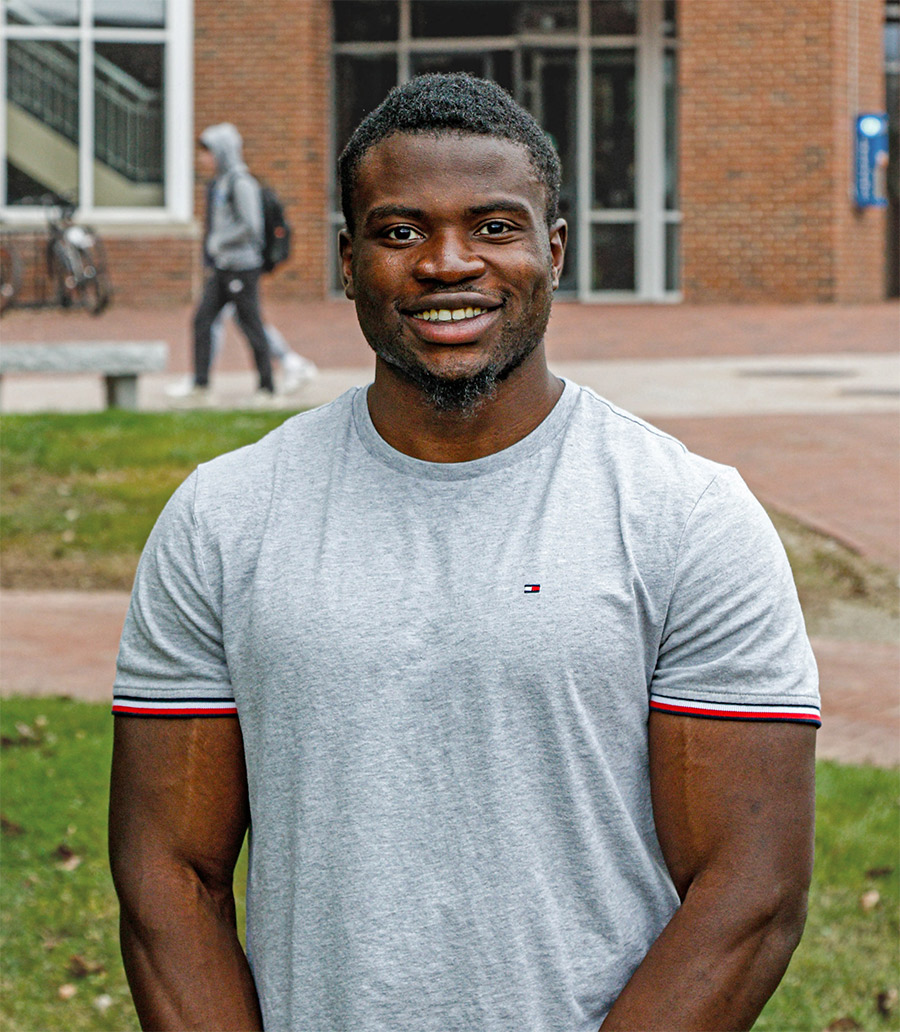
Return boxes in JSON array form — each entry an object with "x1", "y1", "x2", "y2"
[
  {"x1": 649, "y1": 468, "x2": 821, "y2": 726},
  {"x1": 112, "y1": 471, "x2": 237, "y2": 717}
]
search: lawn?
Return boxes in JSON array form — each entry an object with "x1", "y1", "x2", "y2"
[
  {"x1": 1, "y1": 410, "x2": 291, "y2": 589},
  {"x1": 1, "y1": 697, "x2": 897, "y2": 1031}
]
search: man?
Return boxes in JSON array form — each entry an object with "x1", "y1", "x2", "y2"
[
  {"x1": 109, "y1": 74, "x2": 819, "y2": 1032},
  {"x1": 166, "y1": 137, "x2": 317, "y2": 401},
  {"x1": 184, "y1": 123, "x2": 277, "y2": 403}
]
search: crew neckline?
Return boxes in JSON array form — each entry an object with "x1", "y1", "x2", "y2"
[{"x1": 351, "y1": 378, "x2": 578, "y2": 480}]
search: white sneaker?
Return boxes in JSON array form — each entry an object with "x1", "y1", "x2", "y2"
[
  {"x1": 247, "y1": 388, "x2": 283, "y2": 409},
  {"x1": 281, "y1": 353, "x2": 317, "y2": 394},
  {"x1": 168, "y1": 384, "x2": 212, "y2": 407},
  {"x1": 164, "y1": 376, "x2": 198, "y2": 399}
]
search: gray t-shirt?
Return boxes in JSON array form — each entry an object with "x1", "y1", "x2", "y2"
[{"x1": 114, "y1": 380, "x2": 820, "y2": 1031}]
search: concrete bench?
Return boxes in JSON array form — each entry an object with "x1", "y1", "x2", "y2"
[{"x1": 0, "y1": 341, "x2": 168, "y2": 410}]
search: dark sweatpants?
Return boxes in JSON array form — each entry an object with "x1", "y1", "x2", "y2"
[{"x1": 193, "y1": 268, "x2": 274, "y2": 392}]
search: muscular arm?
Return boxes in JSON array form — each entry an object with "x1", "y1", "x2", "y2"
[
  {"x1": 109, "y1": 716, "x2": 263, "y2": 1031},
  {"x1": 601, "y1": 714, "x2": 816, "y2": 1031}
]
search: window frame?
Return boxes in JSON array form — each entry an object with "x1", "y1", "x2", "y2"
[
  {"x1": 1, "y1": 0, "x2": 193, "y2": 224},
  {"x1": 330, "y1": 0, "x2": 680, "y2": 302}
]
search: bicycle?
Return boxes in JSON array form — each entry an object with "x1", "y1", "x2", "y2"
[{"x1": 43, "y1": 196, "x2": 112, "y2": 315}]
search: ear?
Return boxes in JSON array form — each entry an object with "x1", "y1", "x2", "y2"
[
  {"x1": 338, "y1": 229, "x2": 355, "y2": 300},
  {"x1": 548, "y1": 218, "x2": 567, "y2": 291}
]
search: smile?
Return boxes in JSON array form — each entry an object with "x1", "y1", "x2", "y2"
[{"x1": 412, "y1": 307, "x2": 487, "y2": 323}]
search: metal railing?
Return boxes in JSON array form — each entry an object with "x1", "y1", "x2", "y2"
[{"x1": 6, "y1": 38, "x2": 163, "y2": 184}]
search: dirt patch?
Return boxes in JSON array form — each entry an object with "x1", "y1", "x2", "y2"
[{"x1": 769, "y1": 509, "x2": 899, "y2": 643}]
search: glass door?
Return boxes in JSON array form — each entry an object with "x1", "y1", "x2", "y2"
[{"x1": 516, "y1": 47, "x2": 577, "y2": 293}]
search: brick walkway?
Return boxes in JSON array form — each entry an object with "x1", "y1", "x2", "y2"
[{"x1": 1, "y1": 301, "x2": 898, "y2": 766}]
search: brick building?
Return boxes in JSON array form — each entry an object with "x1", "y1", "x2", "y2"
[{"x1": 2, "y1": 0, "x2": 896, "y2": 306}]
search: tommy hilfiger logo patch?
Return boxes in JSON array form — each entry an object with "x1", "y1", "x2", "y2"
[{"x1": 524, "y1": 584, "x2": 541, "y2": 593}]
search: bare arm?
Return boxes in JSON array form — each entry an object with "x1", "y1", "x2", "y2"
[
  {"x1": 601, "y1": 714, "x2": 816, "y2": 1031},
  {"x1": 109, "y1": 716, "x2": 263, "y2": 1031}
]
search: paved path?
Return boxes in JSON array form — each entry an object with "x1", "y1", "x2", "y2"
[{"x1": 1, "y1": 301, "x2": 898, "y2": 766}]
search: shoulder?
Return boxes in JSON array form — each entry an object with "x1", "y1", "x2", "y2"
[
  {"x1": 192, "y1": 389, "x2": 358, "y2": 521},
  {"x1": 566, "y1": 381, "x2": 734, "y2": 510},
  {"x1": 230, "y1": 168, "x2": 260, "y2": 194}
]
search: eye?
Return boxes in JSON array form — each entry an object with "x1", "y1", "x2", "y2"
[
  {"x1": 475, "y1": 219, "x2": 515, "y2": 237},
  {"x1": 383, "y1": 225, "x2": 424, "y2": 243}
]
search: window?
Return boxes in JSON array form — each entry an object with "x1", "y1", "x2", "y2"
[
  {"x1": 2, "y1": 0, "x2": 192, "y2": 220},
  {"x1": 331, "y1": 0, "x2": 679, "y2": 300}
]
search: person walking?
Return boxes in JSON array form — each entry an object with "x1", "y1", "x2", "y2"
[
  {"x1": 180, "y1": 123, "x2": 277, "y2": 405},
  {"x1": 165, "y1": 302, "x2": 317, "y2": 399}
]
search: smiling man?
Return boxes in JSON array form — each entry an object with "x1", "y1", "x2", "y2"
[{"x1": 109, "y1": 75, "x2": 820, "y2": 1032}]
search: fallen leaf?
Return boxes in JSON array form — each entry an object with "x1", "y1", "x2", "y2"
[
  {"x1": 57, "y1": 984, "x2": 77, "y2": 1001},
  {"x1": 824, "y1": 1019, "x2": 862, "y2": 1031},
  {"x1": 866, "y1": 866, "x2": 894, "y2": 879},
  {"x1": 877, "y1": 989, "x2": 899, "y2": 1017},
  {"x1": 34, "y1": 715, "x2": 48, "y2": 728},
  {"x1": 14, "y1": 722, "x2": 35, "y2": 739},
  {"x1": 68, "y1": 955, "x2": 106, "y2": 979},
  {"x1": 93, "y1": 994, "x2": 113, "y2": 1013},
  {"x1": 53, "y1": 843, "x2": 82, "y2": 871},
  {"x1": 1, "y1": 814, "x2": 24, "y2": 836},
  {"x1": 860, "y1": 889, "x2": 881, "y2": 912}
]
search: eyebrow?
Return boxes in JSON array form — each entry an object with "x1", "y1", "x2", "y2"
[
  {"x1": 363, "y1": 198, "x2": 535, "y2": 230},
  {"x1": 363, "y1": 204, "x2": 426, "y2": 229},
  {"x1": 467, "y1": 200, "x2": 533, "y2": 220}
]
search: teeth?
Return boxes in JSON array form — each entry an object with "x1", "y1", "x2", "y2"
[{"x1": 415, "y1": 307, "x2": 485, "y2": 322}]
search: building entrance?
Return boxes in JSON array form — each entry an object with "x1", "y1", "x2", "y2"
[{"x1": 332, "y1": 0, "x2": 680, "y2": 301}]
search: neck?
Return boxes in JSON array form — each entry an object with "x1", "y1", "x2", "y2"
[{"x1": 366, "y1": 346, "x2": 563, "y2": 463}]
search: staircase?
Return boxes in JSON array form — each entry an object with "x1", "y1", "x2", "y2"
[{"x1": 6, "y1": 38, "x2": 163, "y2": 204}]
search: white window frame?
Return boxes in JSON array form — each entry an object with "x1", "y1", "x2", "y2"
[
  {"x1": 331, "y1": 0, "x2": 681, "y2": 302},
  {"x1": 0, "y1": 0, "x2": 193, "y2": 224}
]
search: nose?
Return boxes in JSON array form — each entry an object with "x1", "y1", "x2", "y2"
[{"x1": 412, "y1": 229, "x2": 485, "y2": 283}]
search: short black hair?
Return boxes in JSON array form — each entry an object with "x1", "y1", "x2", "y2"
[{"x1": 339, "y1": 73, "x2": 561, "y2": 234}]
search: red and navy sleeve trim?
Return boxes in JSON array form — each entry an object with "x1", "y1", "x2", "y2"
[
  {"x1": 649, "y1": 693, "x2": 821, "y2": 727},
  {"x1": 112, "y1": 695, "x2": 238, "y2": 717}
]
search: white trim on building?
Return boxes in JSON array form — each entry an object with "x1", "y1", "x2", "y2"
[
  {"x1": 331, "y1": 0, "x2": 681, "y2": 302},
  {"x1": 1, "y1": 0, "x2": 193, "y2": 224}
]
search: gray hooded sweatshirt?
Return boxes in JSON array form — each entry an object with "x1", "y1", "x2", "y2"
[{"x1": 200, "y1": 123, "x2": 264, "y2": 272}]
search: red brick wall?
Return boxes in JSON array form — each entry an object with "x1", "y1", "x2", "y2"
[
  {"x1": 107, "y1": 0, "x2": 331, "y2": 307},
  {"x1": 194, "y1": 0, "x2": 332, "y2": 302},
  {"x1": 680, "y1": 0, "x2": 886, "y2": 302},
  {"x1": 100, "y1": 234, "x2": 199, "y2": 307},
  {"x1": 830, "y1": 0, "x2": 888, "y2": 302}
]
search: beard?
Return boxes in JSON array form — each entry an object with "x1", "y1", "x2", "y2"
[{"x1": 366, "y1": 289, "x2": 554, "y2": 415}]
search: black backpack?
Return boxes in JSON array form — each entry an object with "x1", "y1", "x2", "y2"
[
  {"x1": 226, "y1": 173, "x2": 291, "y2": 273},
  {"x1": 259, "y1": 183, "x2": 291, "y2": 273}
]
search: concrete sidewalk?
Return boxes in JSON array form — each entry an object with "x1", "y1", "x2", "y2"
[{"x1": 1, "y1": 301, "x2": 898, "y2": 765}]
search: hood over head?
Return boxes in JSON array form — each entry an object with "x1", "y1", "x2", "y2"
[{"x1": 199, "y1": 123, "x2": 245, "y2": 175}]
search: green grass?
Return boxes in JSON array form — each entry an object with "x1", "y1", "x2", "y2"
[
  {"x1": 1, "y1": 697, "x2": 898, "y2": 1032},
  {"x1": 0, "y1": 697, "x2": 247, "y2": 1032},
  {"x1": 1, "y1": 410, "x2": 293, "y2": 589}
]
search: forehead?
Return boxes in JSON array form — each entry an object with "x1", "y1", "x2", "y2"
[{"x1": 352, "y1": 132, "x2": 545, "y2": 223}]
